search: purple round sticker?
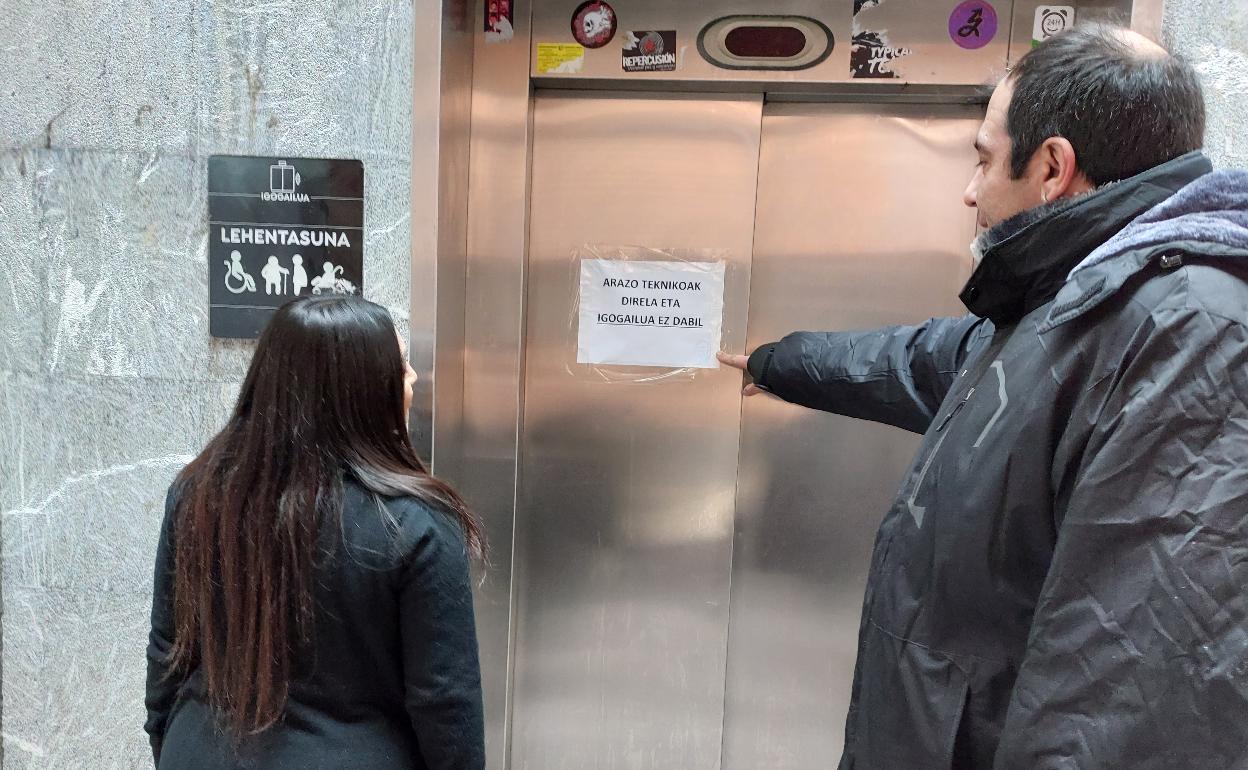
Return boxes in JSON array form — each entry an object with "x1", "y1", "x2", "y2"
[{"x1": 949, "y1": 1, "x2": 998, "y2": 50}]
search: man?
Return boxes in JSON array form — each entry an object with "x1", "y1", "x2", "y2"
[{"x1": 721, "y1": 24, "x2": 1248, "y2": 769}]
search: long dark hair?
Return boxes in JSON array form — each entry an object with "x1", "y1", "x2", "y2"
[{"x1": 169, "y1": 295, "x2": 483, "y2": 736}]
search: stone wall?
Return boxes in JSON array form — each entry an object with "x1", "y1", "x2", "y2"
[
  {"x1": 0, "y1": 1, "x2": 414, "y2": 766},
  {"x1": 1164, "y1": 0, "x2": 1248, "y2": 169}
]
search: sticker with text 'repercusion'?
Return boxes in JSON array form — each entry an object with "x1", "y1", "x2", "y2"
[
  {"x1": 622, "y1": 31, "x2": 677, "y2": 72},
  {"x1": 949, "y1": 1, "x2": 998, "y2": 50},
  {"x1": 537, "y1": 43, "x2": 586, "y2": 74}
]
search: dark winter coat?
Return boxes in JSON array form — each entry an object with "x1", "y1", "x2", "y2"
[
  {"x1": 748, "y1": 152, "x2": 1248, "y2": 768},
  {"x1": 144, "y1": 479, "x2": 485, "y2": 770}
]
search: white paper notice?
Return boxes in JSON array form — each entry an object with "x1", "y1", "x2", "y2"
[{"x1": 578, "y1": 259, "x2": 727, "y2": 369}]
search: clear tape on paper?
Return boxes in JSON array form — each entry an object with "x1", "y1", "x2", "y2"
[{"x1": 567, "y1": 245, "x2": 735, "y2": 384}]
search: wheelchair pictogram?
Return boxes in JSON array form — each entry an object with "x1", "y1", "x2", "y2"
[{"x1": 223, "y1": 250, "x2": 257, "y2": 294}]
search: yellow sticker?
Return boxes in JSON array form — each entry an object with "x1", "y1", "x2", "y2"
[{"x1": 537, "y1": 43, "x2": 586, "y2": 74}]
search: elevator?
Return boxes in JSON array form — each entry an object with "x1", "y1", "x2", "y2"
[{"x1": 409, "y1": 1, "x2": 1157, "y2": 767}]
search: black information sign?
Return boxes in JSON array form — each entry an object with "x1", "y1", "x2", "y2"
[{"x1": 208, "y1": 155, "x2": 364, "y2": 339}]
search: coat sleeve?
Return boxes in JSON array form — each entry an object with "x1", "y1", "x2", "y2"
[
  {"x1": 746, "y1": 315, "x2": 991, "y2": 434},
  {"x1": 144, "y1": 487, "x2": 180, "y2": 764},
  {"x1": 398, "y1": 504, "x2": 486, "y2": 770},
  {"x1": 994, "y1": 308, "x2": 1248, "y2": 769}
]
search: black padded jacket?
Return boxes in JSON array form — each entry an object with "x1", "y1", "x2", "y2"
[
  {"x1": 750, "y1": 153, "x2": 1248, "y2": 768},
  {"x1": 144, "y1": 478, "x2": 485, "y2": 770}
]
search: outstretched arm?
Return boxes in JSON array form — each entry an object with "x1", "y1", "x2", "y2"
[{"x1": 722, "y1": 315, "x2": 991, "y2": 434}]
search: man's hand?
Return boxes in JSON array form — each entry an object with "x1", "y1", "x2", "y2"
[{"x1": 717, "y1": 351, "x2": 765, "y2": 397}]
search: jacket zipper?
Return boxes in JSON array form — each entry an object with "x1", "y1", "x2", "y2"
[
  {"x1": 873, "y1": 344, "x2": 1004, "y2": 622},
  {"x1": 936, "y1": 387, "x2": 975, "y2": 432},
  {"x1": 870, "y1": 362, "x2": 990, "y2": 619},
  {"x1": 905, "y1": 384, "x2": 979, "y2": 527}
]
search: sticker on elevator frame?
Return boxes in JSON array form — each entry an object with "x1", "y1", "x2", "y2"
[
  {"x1": 571, "y1": 0, "x2": 616, "y2": 49},
  {"x1": 851, "y1": 0, "x2": 910, "y2": 79},
  {"x1": 948, "y1": 1, "x2": 998, "y2": 50},
  {"x1": 537, "y1": 42, "x2": 586, "y2": 73},
  {"x1": 622, "y1": 30, "x2": 677, "y2": 72},
  {"x1": 484, "y1": 0, "x2": 514, "y2": 43},
  {"x1": 1032, "y1": 6, "x2": 1074, "y2": 47},
  {"x1": 208, "y1": 155, "x2": 364, "y2": 339},
  {"x1": 850, "y1": 30, "x2": 912, "y2": 78}
]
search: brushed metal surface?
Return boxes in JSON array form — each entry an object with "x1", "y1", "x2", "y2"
[
  {"x1": 430, "y1": 0, "x2": 474, "y2": 483},
  {"x1": 461, "y1": 1, "x2": 535, "y2": 765},
  {"x1": 416, "y1": 0, "x2": 474, "y2": 477},
  {"x1": 720, "y1": 102, "x2": 981, "y2": 769},
  {"x1": 409, "y1": 0, "x2": 444, "y2": 460},
  {"x1": 530, "y1": 0, "x2": 1011, "y2": 86},
  {"x1": 510, "y1": 91, "x2": 762, "y2": 770}
]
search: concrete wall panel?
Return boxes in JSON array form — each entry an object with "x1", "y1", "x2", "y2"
[{"x1": 0, "y1": 1, "x2": 416, "y2": 766}]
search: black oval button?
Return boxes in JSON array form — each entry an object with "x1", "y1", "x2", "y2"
[
  {"x1": 723, "y1": 26, "x2": 807, "y2": 59},
  {"x1": 698, "y1": 15, "x2": 834, "y2": 71}
]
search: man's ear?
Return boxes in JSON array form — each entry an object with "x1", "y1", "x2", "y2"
[{"x1": 1035, "y1": 136, "x2": 1093, "y2": 202}]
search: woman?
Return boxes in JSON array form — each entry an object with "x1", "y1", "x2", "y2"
[{"x1": 145, "y1": 296, "x2": 486, "y2": 769}]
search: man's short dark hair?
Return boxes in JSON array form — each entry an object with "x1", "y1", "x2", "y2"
[{"x1": 1006, "y1": 24, "x2": 1206, "y2": 186}]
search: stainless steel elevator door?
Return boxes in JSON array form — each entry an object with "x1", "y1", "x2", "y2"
[
  {"x1": 512, "y1": 92, "x2": 763, "y2": 770},
  {"x1": 721, "y1": 103, "x2": 981, "y2": 769}
]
